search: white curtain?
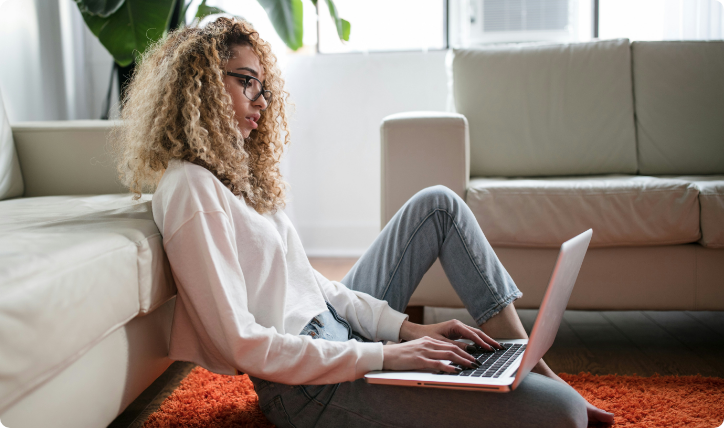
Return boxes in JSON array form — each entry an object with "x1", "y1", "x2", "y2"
[
  {"x1": 57, "y1": 0, "x2": 119, "y2": 120},
  {"x1": 663, "y1": 0, "x2": 724, "y2": 39},
  {"x1": 599, "y1": 0, "x2": 724, "y2": 41},
  {"x1": 0, "y1": 0, "x2": 114, "y2": 122}
]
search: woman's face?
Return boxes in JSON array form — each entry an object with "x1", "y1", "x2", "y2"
[{"x1": 223, "y1": 44, "x2": 268, "y2": 138}]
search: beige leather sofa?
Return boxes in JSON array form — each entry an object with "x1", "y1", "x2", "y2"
[
  {"x1": 382, "y1": 39, "x2": 724, "y2": 312},
  {"x1": 0, "y1": 94, "x2": 177, "y2": 427}
]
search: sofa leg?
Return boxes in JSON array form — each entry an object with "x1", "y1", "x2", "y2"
[{"x1": 404, "y1": 305, "x2": 425, "y2": 324}]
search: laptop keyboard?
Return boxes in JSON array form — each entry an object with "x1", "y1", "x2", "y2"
[{"x1": 444, "y1": 343, "x2": 526, "y2": 378}]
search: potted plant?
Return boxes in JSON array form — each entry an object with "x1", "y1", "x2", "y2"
[{"x1": 73, "y1": 0, "x2": 350, "y2": 118}]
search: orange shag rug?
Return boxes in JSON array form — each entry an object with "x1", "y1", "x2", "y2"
[{"x1": 144, "y1": 367, "x2": 724, "y2": 428}]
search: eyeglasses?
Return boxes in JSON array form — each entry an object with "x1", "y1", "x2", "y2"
[{"x1": 225, "y1": 71, "x2": 272, "y2": 110}]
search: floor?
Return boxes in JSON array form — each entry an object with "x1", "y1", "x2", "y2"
[{"x1": 108, "y1": 257, "x2": 724, "y2": 428}]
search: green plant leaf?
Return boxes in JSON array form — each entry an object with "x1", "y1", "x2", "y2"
[
  {"x1": 78, "y1": 0, "x2": 176, "y2": 66},
  {"x1": 196, "y1": 0, "x2": 228, "y2": 21},
  {"x1": 324, "y1": 0, "x2": 350, "y2": 41},
  {"x1": 168, "y1": 0, "x2": 184, "y2": 30},
  {"x1": 75, "y1": 0, "x2": 125, "y2": 18},
  {"x1": 339, "y1": 18, "x2": 350, "y2": 40},
  {"x1": 257, "y1": 0, "x2": 304, "y2": 50},
  {"x1": 81, "y1": 10, "x2": 107, "y2": 36}
]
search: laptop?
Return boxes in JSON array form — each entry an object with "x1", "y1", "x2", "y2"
[{"x1": 365, "y1": 229, "x2": 592, "y2": 392}]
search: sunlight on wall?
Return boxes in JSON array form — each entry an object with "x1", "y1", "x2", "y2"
[
  {"x1": 318, "y1": 0, "x2": 445, "y2": 53},
  {"x1": 599, "y1": 0, "x2": 724, "y2": 40}
]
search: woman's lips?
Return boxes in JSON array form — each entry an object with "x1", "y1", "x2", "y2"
[{"x1": 245, "y1": 116, "x2": 258, "y2": 129}]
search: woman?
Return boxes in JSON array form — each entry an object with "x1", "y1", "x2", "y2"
[{"x1": 115, "y1": 17, "x2": 614, "y2": 427}]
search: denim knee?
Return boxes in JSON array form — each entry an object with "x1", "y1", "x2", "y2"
[{"x1": 409, "y1": 185, "x2": 462, "y2": 213}]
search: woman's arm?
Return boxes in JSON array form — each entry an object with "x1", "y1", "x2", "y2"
[
  {"x1": 164, "y1": 210, "x2": 386, "y2": 384},
  {"x1": 314, "y1": 273, "x2": 502, "y2": 372},
  {"x1": 313, "y1": 271, "x2": 408, "y2": 342},
  {"x1": 314, "y1": 272, "x2": 500, "y2": 348}
]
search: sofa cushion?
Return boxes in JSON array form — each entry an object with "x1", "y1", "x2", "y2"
[
  {"x1": 11, "y1": 121, "x2": 123, "y2": 197},
  {"x1": 632, "y1": 41, "x2": 724, "y2": 175},
  {"x1": 669, "y1": 176, "x2": 724, "y2": 248},
  {"x1": 453, "y1": 39, "x2": 638, "y2": 177},
  {"x1": 0, "y1": 194, "x2": 175, "y2": 313},
  {"x1": 0, "y1": 232, "x2": 139, "y2": 413},
  {"x1": 0, "y1": 88, "x2": 24, "y2": 200},
  {"x1": 466, "y1": 175, "x2": 700, "y2": 248},
  {"x1": 0, "y1": 195, "x2": 175, "y2": 412}
]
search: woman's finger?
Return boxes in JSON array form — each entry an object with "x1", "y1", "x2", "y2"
[
  {"x1": 424, "y1": 358, "x2": 460, "y2": 373},
  {"x1": 418, "y1": 356, "x2": 467, "y2": 374},
  {"x1": 435, "y1": 335, "x2": 470, "y2": 352},
  {"x1": 425, "y1": 348, "x2": 476, "y2": 367},
  {"x1": 440, "y1": 320, "x2": 465, "y2": 340},
  {"x1": 455, "y1": 322, "x2": 503, "y2": 350},
  {"x1": 445, "y1": 322, "x2": 497, "y2": 351},
  {"x1": 424, "y1": 338, "x2": 475, "y2": 364},
  {"x1": 469, "y1": 326, "x2": 504, "y2": 349},
  {"x1": 436, "y1": 336, "x2": 488, "y2": 356}
]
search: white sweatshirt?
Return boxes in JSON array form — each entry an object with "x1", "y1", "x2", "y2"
[{"x1": 152, "y1": 160, "x2": 408, "y2": 384}]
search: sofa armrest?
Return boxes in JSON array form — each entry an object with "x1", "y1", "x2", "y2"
[
  {"x1": 380, "y1": 112, "x2": 469, "y2": 227},
  {"x1": 11, "y1": 120, "x2": 125, "y2": 197}
]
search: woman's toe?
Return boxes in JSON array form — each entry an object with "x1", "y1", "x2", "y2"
[{"x1": 586, "y1": 402, "x2": 614, "y2": 425}]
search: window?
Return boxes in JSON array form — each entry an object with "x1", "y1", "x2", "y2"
[
  {"x1": 205, "y1": 0, "x2": 723, "y2": 57},
  {"x1": 481, "y1": 0, "x2": 569, "y2": 32},
  {"x1": 450, "y1": 0, "x2": 592, "y2": 46}
]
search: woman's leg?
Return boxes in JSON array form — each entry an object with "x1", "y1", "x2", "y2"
[
  {"x1": 257, "y1": 372, "x2": 587, "y2": 428},
  {"x1": 249, "y1": 188, "x2": 592, "y2": 428},
  {"x1": 341, "y1": 185, "x2": 521, "y2": 325},
  {"x1": 481, "y1": 302, "x2": 614, "y2": 423},
  {"x1": 339, "y1": 185, "x2": 611, "y2": 424}
]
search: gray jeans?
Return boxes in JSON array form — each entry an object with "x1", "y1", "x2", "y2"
[{"x1": 250, "y1": 186, "x2": 588, "y2": 428}]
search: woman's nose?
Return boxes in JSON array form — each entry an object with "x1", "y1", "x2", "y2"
[{"x1": 254, "y1": 95, "x2": 268, "y2": 111}]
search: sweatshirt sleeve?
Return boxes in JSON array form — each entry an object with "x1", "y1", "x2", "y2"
[
  {"x1": 164, "y1": 210, "x2": 385, "y2": 384},
  {"x1": 313, "y1": 270, "x2": 408, "y2": 343}
]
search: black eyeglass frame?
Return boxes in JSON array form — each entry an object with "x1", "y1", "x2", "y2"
[{"x1": 225, "y1": 71, "x2": 273, "y2": 106}]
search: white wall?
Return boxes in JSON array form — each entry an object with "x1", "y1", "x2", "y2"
[
  {"x1": 0, "y1": 0, "x2": 65, "y2": 122},
  {"x1": 0, "y1": 1, "x2": 449, "y2": 257},
  {"x1": 0, "y1": 0, "x2": 115, "y2": 122},
  {"x1": 281, "y1": 51, "x2": 449, "y2": 256}
]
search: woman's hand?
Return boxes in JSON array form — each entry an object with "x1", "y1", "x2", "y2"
[
  {"x1": 398, "y1": 319, "x2": 504, "y2": 352},
  {"x1": 382, "y1": 337, "x2": 478, "y2": 373},
  {"x1": 381, "y1": 319, "x2": 505, "y2": 373}
]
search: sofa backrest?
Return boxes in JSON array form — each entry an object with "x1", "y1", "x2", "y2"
[
  {"x1": 453, "y1": 39, "x2": 638, "y2": 177},
  {"x1": 11, "y1": 121, "x2": 126, "y2": 197},
  {"x1": 632, "y1": 41, "x2": 724, "y2": 175},
  {"x1": 0, "y1": 88, "x2": 24, "y2": 200}
]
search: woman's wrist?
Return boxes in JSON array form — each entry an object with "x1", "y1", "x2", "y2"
[{"x1": 398, "y1": 320, "x2": 424, "y2": 342}]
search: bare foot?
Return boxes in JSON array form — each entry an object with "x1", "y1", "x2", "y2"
[
  {"x1": 532, "y1": 359, "x2": 614, "y2": 426},
  {"x1": 586, "y1": 401, "x2": 615, "y2": 425}
]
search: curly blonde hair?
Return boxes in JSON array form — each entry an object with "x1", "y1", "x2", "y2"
[{"x1": 113, "y1": 17, "x2": 289, "y2": 214}]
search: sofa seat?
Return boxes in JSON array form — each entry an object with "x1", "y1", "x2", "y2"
[
  {"x1": 466, "y1": 175, "x2": 701, "y2": 248},
  {"x1": 0, "y1": 194, "x2": 175, "y2": 413},
  {"x1": 380, "y1": 39, "x2": 724, "y2": 312},
  {"x1": 668, "y1": 176, "x2": 724, "y2": 248}
]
